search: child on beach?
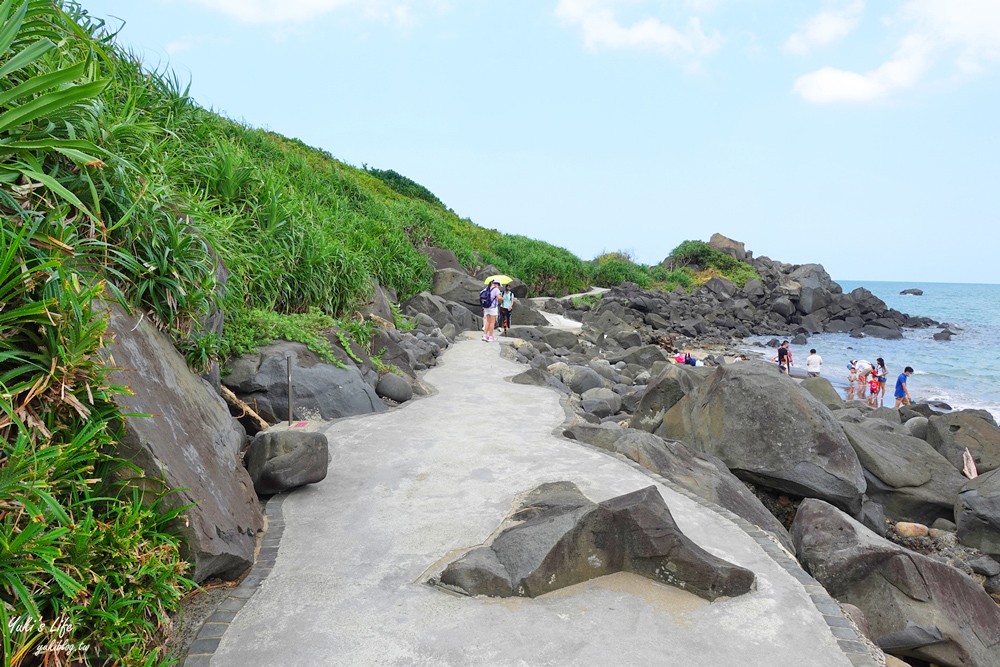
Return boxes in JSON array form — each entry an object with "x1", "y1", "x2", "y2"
[
  {"x1": 868, "y1": 374, "x2": 880, "y2": 407},
  {"x1": 847, "y1": 364, "x2": 857, "y2": 400}
]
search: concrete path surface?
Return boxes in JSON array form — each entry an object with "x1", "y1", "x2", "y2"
[{"x1": 208, "y1": 337, "x2": 864, "y2": 666}]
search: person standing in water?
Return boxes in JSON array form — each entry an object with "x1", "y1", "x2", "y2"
[
  {"x1": 875, "y1": 358, "x2": 888, "y2": 406},
  {"x1": 805, "y1": 349, "x2": 823, "y2": 377},
  {"x1": 894, "y1": 366, "x2": 914, "y2": 407}
]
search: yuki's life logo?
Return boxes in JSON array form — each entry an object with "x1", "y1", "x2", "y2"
[{"x1": 7, "y1": 614, "x2": 91, "y2": 658}]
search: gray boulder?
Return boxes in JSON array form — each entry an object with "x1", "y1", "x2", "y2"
[
  {"x1": 660, "y1": 361, "x2": 866, "y2": 514},
  {"x1": 800, "y1": 376, "x2": 844, "y2": 410},
  {"x1": 245, "y1": 429, "x2": 330, "y2": 496},
  {"x1": 560, "y1": 365, "x2": 605, "y2": 395},
  {"x1": 611, "y1": 430, "x2": 793, "y2": 552},
  {"x1": 509, "y1": 300, "x2": 550, "y2": 327},
  {"x1": 902, "y1": 416, "x2": 929, "y2": 440},
  {"x1": 508, "y1": 326, "x2": 580, "y2": 350},
  {"x1": 708, "y1": 232, "x2": 747, "y2": 261},
  {"x1": 955, "y1": 468, "x2": 1000, "y2": 558},
  {"x1": 402, "y1": 291, "x2": 480, "y2": 332},
  {"x1": 792, "y1": 499, "x2": 1000, "y2": 667},
  {"x1": 435, "y1": 482, "x2": 755, "y2": 601},
  {"x1": 105, "y1": 303, "x2": 262, "y2": 582},
  {"x1": 841, "y1": 424, "x2": 966, "y2": 525},
  {"x1": 224, "y1": 341, "x2": 386, "y2": 423},
  {"x1": 511, "y1": 368, "x2": 570, "y2": 394},
  {"x1": 420, "y1": 246, "x2": 464, "y2": 272},
  {"x1": 630, "y1": 362, "x2": 709, "y2": 432},
  {"x1": 927, "y1": 410, "x2": 1000, "y2": 473},
  {"x1": 581, "y1": 387, "x2": 622, "y2": 414},
  {"x1": 375, "y1": 373, "x2": 413, "y2": 403}
]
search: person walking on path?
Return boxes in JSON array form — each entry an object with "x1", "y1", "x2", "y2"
[
  {"x1": 482, "y1": 279, "x2": 502, "y2": 342},
  {"x1": 773, "y1": 341, "x2": 792, "y2": 374},
  {"x1": 498, "y1": 284, "x2": 515, "y2": 335},
  {"x1": 805, "y1": 349, "x2": 823, "y2": 377},
  {"x1": 894, "y1": 366, "x2": 914, "y2": 407}
]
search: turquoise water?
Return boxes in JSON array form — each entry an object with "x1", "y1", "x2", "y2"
[{"x1": 750, "y1": 281, "x2": 1000, "y2": 420}]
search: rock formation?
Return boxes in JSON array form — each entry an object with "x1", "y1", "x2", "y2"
[{"x1": 435, "y1": 482, "x2": 755, "y2": 601}]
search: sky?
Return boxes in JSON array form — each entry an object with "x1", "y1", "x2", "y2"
[{"x1": 80, "y1": 0, "x2": 1000, "y2": 283}]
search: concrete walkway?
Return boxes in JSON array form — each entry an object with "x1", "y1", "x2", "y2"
[{"x1": 208, "y1": 337, "x2": 863, "y2": 666}]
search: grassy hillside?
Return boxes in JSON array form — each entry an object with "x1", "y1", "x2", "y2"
[{"x1": 0, "y1": 2, "x2": 759, "y2": 663}]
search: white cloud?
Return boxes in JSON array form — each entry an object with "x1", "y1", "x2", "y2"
[
  {"x1": 793, "y1": 0, "x2": 1000, "y2": 103},
  {"x1": 793, "y1": 34, "x2": 930, "y2": 102},
  {"x1": 165, "y1": 40, "x2": 193, "y2": 55},
  {"x1": 555, "y1": 0, "x2": 722, "y2": 62},
  {"x1": 784, "y1": 1, "x2": 864, "y2": 56},
  {"x1": 190, "y1": 0, "x2": 416, "y2": 24}
]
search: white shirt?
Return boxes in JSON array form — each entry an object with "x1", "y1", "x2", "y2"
[{"x1": 806, "y1": 353, "x2": 823, "y2": 373}]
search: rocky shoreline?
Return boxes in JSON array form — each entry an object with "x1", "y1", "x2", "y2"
[{"x1": 108, "y1": 236, "x2": 999, "y2": 666}]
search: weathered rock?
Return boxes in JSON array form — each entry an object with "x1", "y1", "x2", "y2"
[
  {"x1": 105, "y1": 303, "x2": 262, "y2": 582},
  {"x1": 610, "y1": 431, "x2": 793, "y2": 552},
  {"x1": 792, "y1": 499, "x2": 1000, "y2": 667},
  {"x1": 508, "y1": 326, "x2": 580, "y2": 350},
  {"x1": 927, "y1": 410, "x2": 1000, "y2": 473},
  {"x1": 900, "y1": 288, "x2": 924, "y2": 296},
  {"x1": 581, "y1": 387, "x2": 622, "y2": 414},
  {"x1": 708, "y1": 232, "x2": 747, "y2": 261},
  {"x1": 402, "y1": 291, "x2": 480, "y2": 333},
  {"x1": 955, "y1": 468, "x2": 1000, "y2": 558},
  {"x1": 432, "y1": 268, "x2": 486, "y2": 314},
  {"x1": 630, "y1": 362, "x2": 709, "y2": 433},
  {"x1": 420, "y1": 246, "x2": 464, "y2": 272},
  {"x1": 842, "y1": 424, "x2": 965, "y2": 525},
  {"x1": 660, "y1": 361, "x2": 866, "y2": 514},
  {"x1": 245, "y1": 430, "x2": 329, "y2": 496},
  {"x1": 860, "y1": 324, "x2": 903, "y2": 340},
  {"x1": 561, "y1": 365, "x2": 605, "y2": 395},
  {"x1": 375, "y1": 373, "x2": 413, "y2": 403},
  {"x1": 223, "y1": 341, "x2": 386, "y2": 423},
  {"x1": 509, "y1": 301, "x2": 550, "y2": 327},
  {"x1": 902, "y1": 416, "x2": 929, "y2": 440},
  {"x1": 435, "y1": 482, "x2": 755, "y2": 601},
  {"x1": 511, "y1": 367, "x2": 570, "y2": 394},
  {"x1": 800, "y1": 376, "x2": 844, "y2": 410}
]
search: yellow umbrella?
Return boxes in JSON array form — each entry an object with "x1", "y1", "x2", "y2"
[{"x1": 483, "y1": 274, "x2": 513, "y2": 285}]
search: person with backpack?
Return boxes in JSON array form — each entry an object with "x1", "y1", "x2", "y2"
[{"x1": 479, "y1": 279, "x2": 502, "y2": 341}]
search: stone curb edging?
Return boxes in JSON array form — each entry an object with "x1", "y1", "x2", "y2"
[
  {"x1": 645, "y1": 471, "x2": 881, "y2": 667},
  {"x1": 182, "y1": 492, "x2": 289, "y2": 667}
]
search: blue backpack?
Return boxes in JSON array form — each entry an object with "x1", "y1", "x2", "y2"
[{"x1": 479, "y1": 286, "x2": 493, "y2": 309}]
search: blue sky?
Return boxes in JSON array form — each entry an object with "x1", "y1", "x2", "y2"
[{"x1": 82, "y1": 1, "x2": 999, "y2": 283}]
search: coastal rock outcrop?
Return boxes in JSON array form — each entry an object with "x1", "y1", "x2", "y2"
[
  {"x1": 104, "y1": 303, "x2": 262, "y2": 582},
  {"x1": 955, "y1": 468, "x2": 1000, "y2": 558},
  {"x1": 926, "y1": 410, "x2": 1000, "y2": 474},
  {"x1": 841, "y1": 424, "x2": 966, "y2": 525},
  {"x1": 562, "y1": 424, "x2": 793, "y2": 552},
  {"x1": 223, "y1": 341, "x2": 386, "y2": 423},
  {"x1": 434, "y1": 482, "x2": 755, "y2": 601},
  {"x1": 792, "y1": 499, "x2": 1000, "y2": 667},
  {"x1": 659, "y1": 361, "x2": 867, "y2": 514}
]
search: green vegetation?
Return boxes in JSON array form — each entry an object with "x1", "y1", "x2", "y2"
[
  {"x1": 589, "y1": 252, "x2": 650, "y2": 288},
  {"x1": 570, "y1": 293, "x2": 604, "y2": 309},
  {"x1": 666, "y1": 240, "x2": 759, "y2": 288},
  {"x1": 0, "y1": 0, "x2": 761, "y2": 662}
]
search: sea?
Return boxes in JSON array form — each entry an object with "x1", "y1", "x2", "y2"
[{"x1": 746, "y1": 281, "x2": 1000, "y2": 421}]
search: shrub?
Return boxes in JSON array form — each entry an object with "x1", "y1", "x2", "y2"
[
  {"x1": 665, "y1": 240, "x2": 758, "y2": 288},
  {"x1": 590, "y1": 253, "x2": 650, "y2": 288}
]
